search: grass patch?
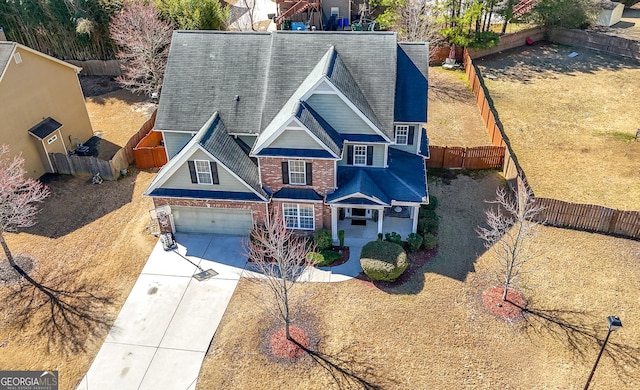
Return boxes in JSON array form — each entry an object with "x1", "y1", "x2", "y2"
[{"x1": 476, "y1": 42, "x2": 640, "y2": 210}]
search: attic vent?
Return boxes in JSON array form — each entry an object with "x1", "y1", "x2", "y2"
[
  {"x1": 13, "y1": 53, "x2": 22, "y2": 64},
  {"x1": 234, "y1": 95, "x2": 240, "y2": 102}
]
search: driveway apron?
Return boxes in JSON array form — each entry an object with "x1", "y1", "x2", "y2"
[{"x1": 77, "y1": 234, "x2": 247, "y2": 390}]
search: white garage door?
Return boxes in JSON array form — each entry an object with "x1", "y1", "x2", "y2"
[{"x1": 172, "y1": 206, "x2": 253, "y2": 235}]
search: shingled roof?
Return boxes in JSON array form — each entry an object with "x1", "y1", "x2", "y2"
[
  {"x1": 0, "y1": 42, "x2": 17, "y2": 78},
  {"x1": 156, "y1": 31, "x2": 400, "y2": 138},
  {"x1": 395, "y1": 42, "x2": 429, "y2": 123}
]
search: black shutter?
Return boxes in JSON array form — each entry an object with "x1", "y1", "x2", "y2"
[
  {"x1": 347, "y1": 145, "x2": 354, "y2": 165},
  {"x1": 188, "y1": 161, "x2": 197, "y2": 183},
  {"x1": 305, "y1": 162, "x2": 313, "y2": 185},
  {"x1": 282, "y1": 161, "x2": 289, "y2": 184},
  {"x1": 366, "y1": 146, "x2": 373, "y2": 166},
  {"x1": 408, "y1": 126, "x2": 415, "y2": 145},
  {"x1": 210, "y1": 161, "x2": 219, "y2": 184}
]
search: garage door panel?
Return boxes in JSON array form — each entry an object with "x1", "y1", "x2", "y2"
[{"x1": 172, "y1": 207, "x2": 253, "y2": 235}]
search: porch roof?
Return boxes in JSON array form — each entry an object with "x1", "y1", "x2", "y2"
[
  {"x1": 272, "y1": 187, "x2": 323, "y2": 201},
  {"x1": 149, "y1": 188, "x2": 265, "y2": 202},
  {"x1": 28, "y1": 117, "x2": 62, "y2": 140},
  {"x1": 327, "y1": 148, "x2": 427, "y2": 205}
]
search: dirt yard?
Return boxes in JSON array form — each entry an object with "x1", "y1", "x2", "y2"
[
  {"x1": 81, "y1": 76, "x2": 155, "y2": 160},
  {"x1": 428, "y1": 67, "x2": 492, "y2": 147},
  {"x1": 475, "y1": 42, "x2": 640, "y2": 210},
  {"x1": 197, "y1": 171, "x2": 640, "y2": 389}
]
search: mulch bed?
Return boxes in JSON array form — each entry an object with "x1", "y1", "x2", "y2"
[
  {"x1": 356, "y1": 245, "x2": 438, "y2": 289},
  {"x1": 270, "y1": 326, "x2": 309, "y2": 359},
  {"x1": 481, "y1": 286, "x2": 527, "y2": 320}
]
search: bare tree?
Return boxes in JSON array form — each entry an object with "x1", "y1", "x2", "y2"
[
  {"x1": 246, "y1": 212, "x2": 316, "y2": 340},
  {"x1": 477, "y1": 177, "x2": 544, "y2": 301},
  {"x1": 0, "y1": 145, "x2": 50, "y2": 267},
  {"x1": 109, "y1": 0, "x2": 174, "y2": 97}
]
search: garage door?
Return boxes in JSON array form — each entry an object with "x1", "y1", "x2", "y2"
[{"x1": 172, "y1": 206, "x2": 253, "y2": 235}]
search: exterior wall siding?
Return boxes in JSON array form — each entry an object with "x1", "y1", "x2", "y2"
[
  {"x1": 237, "y1": 135, "x2": 257, "y2": 148},
  {"x1": 0, "y1": 47, "x2": 93, "y2": 178},
  {"x1": 153, "y1": 197, "x2": 268, "y2": 233},
  {"x1": 390, "y1": 124, "x2": 422, "y2": 154},
  {"x1": 162, "y1": 149, "x2": 253, "y2": 192},
  {"x1": 337, "y1": 143, "x2": 386, "y2": 167},
  {"x1": 306, "y1": 93, "x2": 377, "y2": 135},
  {"x1": 259, "y1": 157, "x2": 335, "y2": 195},
  {"x1": 163, "y1": 132, "x2": 193, "y2": 159},
  {"x1": 269, "y1": 128, "x2": 324, "y2": 150}
]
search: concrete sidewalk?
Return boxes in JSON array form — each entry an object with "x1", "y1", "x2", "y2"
[{"x1": 77, "y1": 234, "x2": 247, "y2": 390}]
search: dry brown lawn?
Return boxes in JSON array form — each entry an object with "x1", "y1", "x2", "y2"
[
  {"x1": 0, "y1": 87, "x2": 158, "y2": 390},
  {"x1": 475, "y1": 43, "x2": 640, "y2": 210},
  {"x1": 198, "y1": 171, "x2": 640, "y2": 389},
  {"x1": 428, "y1": 67, "x2": 492, "y2": 147}
]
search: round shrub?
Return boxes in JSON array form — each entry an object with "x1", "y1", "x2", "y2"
[
  {"x1": 306, "y1": 252, "x2": 323, "y2": 265},
  {"x1": 360, "y1": 241, "x2": 408, "y2": 282},
  {"x1": 406, "y1": 233, "x2": 423, "y2": 252},
  {"x1": 423, "y1": 233, "x2": 437, "y2": 250},
  {"x1": 313, "y1": 229, "x2": 333, "y2": 251},
  {"x1": 307, "y1": 250, "x2": 342, "y2": 267}
]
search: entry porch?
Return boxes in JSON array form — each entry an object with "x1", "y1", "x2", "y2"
[{"x1": 330, "y1": 204, "x2": 419, "y2": 242}]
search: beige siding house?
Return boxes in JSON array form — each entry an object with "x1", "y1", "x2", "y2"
[{"x1": 0, "y1": 41, "x2": 93, "y2": 178}]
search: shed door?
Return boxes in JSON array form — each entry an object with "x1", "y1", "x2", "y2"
[{"x1": 172, "y1": 206, "x2": 253, "y2": 235}]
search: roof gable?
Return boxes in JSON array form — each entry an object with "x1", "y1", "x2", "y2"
[{"x1": 145, "y1": 113, "x2": 268, "y2": 200}]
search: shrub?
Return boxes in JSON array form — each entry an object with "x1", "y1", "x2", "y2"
[
  {"x1": 377, "y1": 233, "x2": 383, "y2": 241},
  {"x1": 425, "y1": 195, "x2": 438, "y2": 211},
  {"x1": 418, "y1": 215, "x2": 439, "y2": 235},
  {"x1": 338, "y1": 230, "x2": 345, "y2": 248},
  {"x1": 313, "y1": 229, "x2": 332, "y2": 251},
  {"x1": 423, "y1": 233, "x2": 437, "y2": 250},
  {"x1": 384, "y1": 232, "x2": 403, "y2": 246},
  {"x1": 406, "y1": 233, "x2": 423, "y2": 252},
  {"x1": 360, "y1": 241, "x2": 408, "y2": 282},
  {"x1": 306, "y1": 252, "x2": 323, "y2": 265},
  {"x1": 419, "y1": 208, "x2": 437, "y2": 220}
]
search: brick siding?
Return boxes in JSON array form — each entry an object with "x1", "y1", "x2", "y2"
[{"x1": 259, "y1": 157, "x2": 335, "y2": 195}]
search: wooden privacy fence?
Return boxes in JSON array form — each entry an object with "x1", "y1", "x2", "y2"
[
  {"x1": 427, "y1": 145, "x2": 505, "y2": 169},
  {"x1": 534, "y1": 198, "x2": 640, "y2": 240},
  {"x1": 134, "y1": 130, "x2": 167, "y2": 169},
  {"x1": 49, "y1": 110, "x2": 157, "y2": 180}
]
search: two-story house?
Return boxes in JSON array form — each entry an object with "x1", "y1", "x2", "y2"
[{"x1": 144, "y1": 31, "x2": 429, "y2": 242}]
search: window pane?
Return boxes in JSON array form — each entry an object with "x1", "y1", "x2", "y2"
[
  {"x1": 354, "y1": 145, "x2": 367, "y2": 165},
  {"x1": 395, "y1": 125, "x2": 408, "y2": 145},
  {"x1": 288, "y1": 160, "x2": 306, "y2": 185},
  {"x1": 299, "y1": 205, "x2": 314, "y2": 229},
  {"x1": 195, "y1": 160, "x2": 212, "y2": 184},
  {"x1": 283, "y1": 204, "x2": 299, "y2": 228}
]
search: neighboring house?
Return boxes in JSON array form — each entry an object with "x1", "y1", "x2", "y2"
[
  {"x1": 145, "y1": 31, "x2": 429, "y2": 241},
  {"x1": 0, "y1": 41, "x2": 93, "y2": 179}
]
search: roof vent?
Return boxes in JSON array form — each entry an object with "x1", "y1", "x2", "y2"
[
  {"x1": 13, "y1": 52, "x2": 22, "y2": 64},
  {"x1": 234, "y1": 95, "x2": 240, "y2": 102}
]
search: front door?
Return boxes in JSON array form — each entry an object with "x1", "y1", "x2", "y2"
[{"x1": 348, "y1": 208, "x2": 372, "y2": 219}]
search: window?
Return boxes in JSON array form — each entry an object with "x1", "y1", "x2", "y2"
[
  {"x1": 283, "y1": 203, "x2": 314, "y2": 230},
  {"x1": 395, "y1": 125, "x2": 409, "y2": 145},
  {"x1": 195, "y1": 160, "x2": 213, "y2": 184},
  {"x1": 354, "y1": 145, "x2": 367, "y2": 166},
  {"x1": 288, "y1": 160, "x2": 306, "y2": 185}
]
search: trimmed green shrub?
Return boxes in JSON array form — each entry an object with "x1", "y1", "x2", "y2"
[
  {"x1": 384, "y1": 232, "x2": 403, "y2": 246},
  {"x1": 423, "y1": 233, "x2": 437, "y2": 250},
  {"x1": 306, "y1": 252, "x2": 323, "y2": 265},
  {"x1": 307, "y1": 250, "x2": 342, "y2": 267},
  {"x1": 360, "y1": 241, "x2": 408, "y2": 282},
  {"x1": 313, "y1": 229, "x2": 332, "y2": 251},
  {"x1": 338, "y1": 230, "x2": 345, "y2": 248},
  {"x1": 419, "y1": 208, "x2": 437, "y2": 220},
  {"x1": 418, "y1": 215, "x2": 439, "y2": 235},
  {"x1": 406, "y1": 233, "x2": 423, "y2": 253},
  {"x1": 377, "y1": 233, "x2": 383, "y2": 241}
]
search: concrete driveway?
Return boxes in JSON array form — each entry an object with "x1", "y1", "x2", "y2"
[{"x1": 77, "y1": 234, "x2": 248, "y2": 390}]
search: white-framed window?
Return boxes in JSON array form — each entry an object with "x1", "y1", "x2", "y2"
[
  {"x1": 283, "y1": 203, "x2": 314, "y2": 230},
  {"x1": 47, "y1": 134, "x2": 58, "y2": 145},
  {"x1": 288, "y1": 160, "x2": 306, "y2": 185},
  {"x1": 194, "y1": 160, "x2": 213, "y2": 184},
  {"x1": 395, "y1": 125, "x2": 409, "y2": 145},
  {"x1": 354, "y1": 145, "x2": 367, "y2": 166}
]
